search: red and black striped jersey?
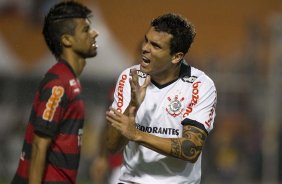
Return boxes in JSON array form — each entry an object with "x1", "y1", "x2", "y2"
[{"x1": 12, "y1": 60, "x2": 85, "y2": 184}]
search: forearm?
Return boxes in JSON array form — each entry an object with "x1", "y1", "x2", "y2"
[
  {"x1": 105, "y1": 103, "x2": 135, "y2": 153},
  {"x1": 29, "y1": 134, "x2": 51, "y2": 184},
  {"x1": 136, "y1": 131, "x2": 172, "y2": 156},
  {"x1": 105, "y1": 123, "x2": 128, "y2": 153},
  {"x1": 135, "y1": 127, "x2": 206, "y2": 163},
  {"x1": 29, "y1": 147, "x2": 47, "y2": 183}
]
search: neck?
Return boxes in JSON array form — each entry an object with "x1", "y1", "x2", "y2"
[
  {"x1": 60, "y1": 54, "x2": 86, "y2": 77},
  {"x1": 151, "y1": 65, "x2": 181, "y2": 85}
]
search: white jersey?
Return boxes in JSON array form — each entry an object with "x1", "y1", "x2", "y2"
[{"x1": 111, "y1": 61, "x2": 217, "y2": 184}]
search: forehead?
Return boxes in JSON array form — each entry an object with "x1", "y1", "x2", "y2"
[{"x1": 146, "y1": 27, "x2": 172, "y2": 46}]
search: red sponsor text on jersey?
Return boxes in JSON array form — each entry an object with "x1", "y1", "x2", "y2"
[
  {"x1": 205, "y1": 97, "x2": 216, "y2": 128},
  {"x1": 43, "y1": 86, "x2": 64, "y2": 121},
  {"x1": 183, "y1": 81, "x2": 201, "y2": 118},
  {"x1": 117, "y1": 74, "x2": 127, "y2": 112}
]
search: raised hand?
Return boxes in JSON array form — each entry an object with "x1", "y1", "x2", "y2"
[
  {"x1": 129, "y1": 68, "x2": 151, "y2": 109},
  {"x1": 106, "y1": 107, "x2": 140, "y2": 141}
]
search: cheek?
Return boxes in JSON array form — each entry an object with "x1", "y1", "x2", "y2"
[{"x1": 152, "y1": 52, "x2": 170, "y2": 63}]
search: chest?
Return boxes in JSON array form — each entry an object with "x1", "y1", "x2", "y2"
[{"x1": 136, "y1": 81, "x2": 194, "y2": 130}]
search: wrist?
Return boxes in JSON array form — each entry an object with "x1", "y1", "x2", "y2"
[
  {"x1": 129, "y1": 101, "x2": 140, "y2": 110},
  {"x1": 133, "y1": 129, "x2": 143, "y2": 142}
]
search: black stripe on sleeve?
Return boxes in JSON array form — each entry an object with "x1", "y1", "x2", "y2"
[
  {"x1": 47, "y1": 151, "x2": 80, "y2": 170},
  {"x1": 181, "y1": 118, "x2": 208, "y2": 135},
  {"x1": 22, "y1": 141, "x2": 32, "y2": 159},
  {"x1": 59, "y1": 119, "x2": 84, "y2": 135},
  {"x1": 11, "y1": 174, "x2": 28, "y2": 184},
  {"x1": 33, "y1": 118, "x2": 58, "y2": 138},
  {"x1": 39, "y1": 73, "x2": 59, "y2": 91}
]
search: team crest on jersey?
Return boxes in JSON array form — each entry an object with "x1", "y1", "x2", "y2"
[
  {"x1": 166, "y1": 95, "x2": 185, "y2": 117},
  {"x1": 69, "y1": 79, "x2": 80, "y2": 93},
  {"x1": 182, "y1": 76, "x2": 197, "y2": 83}
]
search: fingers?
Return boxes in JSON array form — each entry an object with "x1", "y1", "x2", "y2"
[
  {"x1": 143, "y1": 75, "x2": 151, "y2": 88},
  {"x1": 130, "y1": 68, "x2": 151, "y2": 89},
  {"x1": 129, "y1": 78, "x2": 137, "y2": 93},
  {"x1": 106, "y1": 113, "x2": 121, "y2": 130},
  {"x1": 108, "y1": 107, "x2": 120, "y2": 115},
  {"x1": 130, "y1": 68, "x2": 138, "y2": 85},
  {"x1": 106, "y1": 108, "x2": 121, "y2": 123},
  {"x1": 130, "y1": 69, "x2": 139, "y2": 93}
]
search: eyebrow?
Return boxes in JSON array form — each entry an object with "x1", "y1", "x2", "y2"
[{"x1": 145, "y1": 35, "x2": 162, "y2": 48}]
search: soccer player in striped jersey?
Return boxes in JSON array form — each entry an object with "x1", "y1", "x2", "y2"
[
  {"x1": 105, "y1": 13, "x2": 217, "y2": 184},
  {"x1": 11, "y1": 1, "x2": 98, "y2": 183}
]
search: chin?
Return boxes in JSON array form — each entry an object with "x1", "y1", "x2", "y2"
[{"x1": 86, "y1": 51, "x2": 97, "y2": 58}]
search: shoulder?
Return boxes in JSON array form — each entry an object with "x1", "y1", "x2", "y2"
[
  {"x1": 40, "y1": 63, "x2": 71, "y2": 89},
  {"x1": 49, "y1": 62, "x2": 73, "y2": 77},
  {"x1": 191, "y1": 66, "x2": 216, "y2": 89}
]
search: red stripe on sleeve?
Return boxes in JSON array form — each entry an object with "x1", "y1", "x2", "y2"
[
  {"x1": 44, "y1": 165, "x2": 77, "y2": 183},
  {"x1": 51, "y1": 134, "x2": 80, "y2": 154}
]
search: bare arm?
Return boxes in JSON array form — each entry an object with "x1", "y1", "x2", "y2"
[
  {"x1": 107, "y1": 107, "x2": 207, "y2": 162},
  {"x1": 90, "y1": 126, "x2": 109, "y2": 183},
  {"x1": 137, "y1": 125, "x2": 207, "y2": 162},
  {"x1": 29, "y1": 133, "x2": 52, "y2": 184},
  {"x1": 106, "y1": 118, "x2": 129, "y2": 153}
]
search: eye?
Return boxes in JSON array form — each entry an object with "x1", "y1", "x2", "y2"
[
  {"x1": 151, "y1": 42, "x2": 161, "y2": 49},
  {"x1": 83, "y1": 25, "x2": 90, "y2": 32}
]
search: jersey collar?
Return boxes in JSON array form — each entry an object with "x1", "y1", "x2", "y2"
[
  {"x1": 179, "y1": 59, "x2": 191, "y2": 78},
  {"x1": 151, "y1": 60, "x2": 191, "y2": 89},
  {"x1": 58, "y1": 59, "x2": 77, "y2": 78}
]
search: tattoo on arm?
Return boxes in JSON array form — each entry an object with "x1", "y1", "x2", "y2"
[{"x1": 170, "y1": 125, "x2": 207, "y2": 161}]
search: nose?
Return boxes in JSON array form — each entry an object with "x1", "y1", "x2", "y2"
[
  {"x1": 142, "y1": 42, "x2": 150, "y2": 53},
  {"x1": 91, "y1": 29, "x2": 99, "y2": 39}
]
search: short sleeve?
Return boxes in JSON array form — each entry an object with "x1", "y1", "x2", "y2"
[
  {"x1": 33, "y1": 83, "x2": 67, "y2": 138},
  {"x1": 181, "y1": 76, "x2": 217, "y2": 133},
  {"x1": 111, "y1": 68, "x2": 131, "y2": 113}
]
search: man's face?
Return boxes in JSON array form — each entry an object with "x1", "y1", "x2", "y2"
[
  {"x1": 71, "y1": 18, "x2": 98, "y2": 58},
  {"x1": 140, "y1": 26, "x2": 174, "y2": 77}
]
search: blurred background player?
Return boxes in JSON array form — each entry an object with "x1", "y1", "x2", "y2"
[
  {"x1": 90, "y1": 87, "x2": 123, "y2": 184},
  {"x1": 11, "y1": 1, "x2": 98, "y2": 183}
]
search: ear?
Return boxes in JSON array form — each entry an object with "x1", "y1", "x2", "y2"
[
  {"x1": 61, "y1": 34, "x2": 73, "y2": 47},
  {"x1": 172, "y1": 52, "x2": 184, "y2": 64}
]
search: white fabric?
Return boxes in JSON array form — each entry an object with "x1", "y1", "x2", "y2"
[{"x1": 111, "y1": 63, "x2": 217, "y2": 184}]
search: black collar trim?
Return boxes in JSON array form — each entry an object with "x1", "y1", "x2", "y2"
[
  {"x1": 151, "y1": 60, "x2": 191, "y2": 89},
  {"x1": 58, "y1": 59, "x2": 77, "y2": 77},
  {"x1": 179, "y1": 60, "x2": 191, "y2": 78}
]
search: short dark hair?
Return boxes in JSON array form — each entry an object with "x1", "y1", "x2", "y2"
[
  {"x1": 42, "y1": 1, "x2": 92, "y2": 58},
  {"x1": 151, "y1": 13, "x2": 196, "y2": 55}
]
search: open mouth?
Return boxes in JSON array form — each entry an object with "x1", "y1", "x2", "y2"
[
  {"x1": 142, "y1": 56, "x2": 150, "y2": 64},
  {"x1": 92, "y1": 42, "x2": 98, "y2": 48}
]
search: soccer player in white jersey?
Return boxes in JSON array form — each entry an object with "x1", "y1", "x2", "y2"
[{"x1": 105, "y1": 13, "x2": 217, "y2": 184}]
